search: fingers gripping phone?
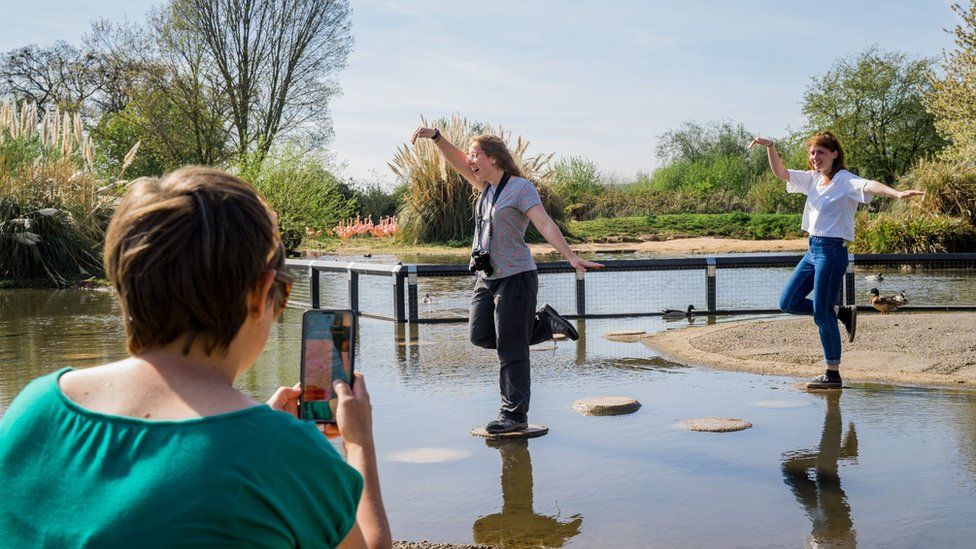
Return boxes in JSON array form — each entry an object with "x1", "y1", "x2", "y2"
[{"x1": 299, "y1": 310, "x2": 355, "y2": 423}]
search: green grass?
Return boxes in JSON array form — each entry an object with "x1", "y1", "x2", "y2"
[{"x1": 568, "y1": 213, "x2": 804, "y2": 242}]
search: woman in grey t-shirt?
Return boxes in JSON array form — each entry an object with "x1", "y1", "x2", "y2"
[{"x1": 412, "y1": 126, "x2": 603, "y2": 434}]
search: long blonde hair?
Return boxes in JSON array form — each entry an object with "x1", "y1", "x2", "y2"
[{"x1": 472, "y1": 134, "x2": 523, "y2": 178}]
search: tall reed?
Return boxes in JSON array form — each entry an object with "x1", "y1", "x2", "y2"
[
  {"x1": 0, "y1": 99, "x2": 127, "y2": 286},
  {"x1": 390, "y1": 115, "x2": 561, "y2": 244}
]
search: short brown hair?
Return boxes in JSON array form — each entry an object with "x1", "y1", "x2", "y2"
[{"x1": 103, "y1": 166, "x2": 280, "y2": 355}]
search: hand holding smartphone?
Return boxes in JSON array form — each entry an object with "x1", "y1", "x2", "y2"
[{"x1": 299, "y1": 310, "x2": 355, "y2": 423}]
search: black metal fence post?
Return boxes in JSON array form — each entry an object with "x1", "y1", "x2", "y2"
[
  {"x1": 309, "y1": 265, "x2": 320, "y2": 309},
  {"x1": 575, "y1": 269, "x2": 586, "y2": 316},
  {"x1": 706, "y1": 257, "x2": 717, "y2": 312},
  {"x1": 348, "y1": 269, "x2": 359, "y2": 313},
  {"x1": 845, "y1": 253, "x2": 856, "y2": 306},
  {"x1": 393, "y1": 267, "x2": 406, "y2": 323},
  {"x1": 407, "y1": 265, "x2": 419, "y2": 322}
]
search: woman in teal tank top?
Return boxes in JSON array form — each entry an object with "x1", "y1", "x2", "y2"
[{"x1": 0, "y1": 167, "x2": 391, "y2": 548}]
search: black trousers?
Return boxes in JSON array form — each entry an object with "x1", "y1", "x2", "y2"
[{"x1": 469, "y1": 270, "x2": 553, "y2": 422}]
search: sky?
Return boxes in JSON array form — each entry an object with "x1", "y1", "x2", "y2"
[{"x1": 0, "y1": 0, "x2": 962, "y2": 186}]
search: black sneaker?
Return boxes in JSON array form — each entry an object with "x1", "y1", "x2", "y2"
[
  {"x1": 837, "y1": 306, "x2": 857, "y2": 342},
  {"x1": 485, "y1": 417, "x2": 528, "y2": 434},
  {"x1": 806, "y1": 373, "x2": 843, "y2": 389},
  {"x1": 538, "y1": 304, "x2": 579, "y2": 341}
]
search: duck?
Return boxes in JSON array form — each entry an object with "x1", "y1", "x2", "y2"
[
  {"x1": 869, "y1": 288, "x2": 906, "y2": 314},
  {"x1": 663, "y1": 305, "x2": 695, "y2": 319},
  {"x1": 422, "y1": 293, "x2": 433, "y2": 305},
  {"x1": 865, "y1": 272, "x2": 884, "y2": 282}
]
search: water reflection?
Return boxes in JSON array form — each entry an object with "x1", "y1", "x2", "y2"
[
  {"x1": 473, "y1": 439, "x2": 583, "y2": 548},
  {"x1": 781, "y1": 391, "x2": 859, "y2": 548}
]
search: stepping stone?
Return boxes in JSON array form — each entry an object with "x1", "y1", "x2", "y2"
[
  {"x1": 678, "y1": 418, "x2": 752, "y2": 432},
  {"x1": 606, "y1": 330, "x2": 646, "y2": 337},
  {"x1": 389, "y1": 448, "x2": 471, "y2": 464},
  {"x1": 572, "y1": 396, "x2": 642, "y2": 416},
  {"x1": 469, "y1": 424, "x2": 549, "y2": 440}
]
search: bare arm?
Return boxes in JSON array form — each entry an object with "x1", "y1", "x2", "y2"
[
  {"x1": 525, "y1": 205, "x2": 603, "y2": 272},
  {"x1": 863, "y1": 180, "x2": 925, "y2": 200},
  {"x1": 748, "y1": 136, "x2": 789, "y2": 182},
  {"x1": 332, "y1": 374, "x2": 392, "y2": 549},
  {"x1": 411, "y1": 127, "x2": 485, "y2": 192}
]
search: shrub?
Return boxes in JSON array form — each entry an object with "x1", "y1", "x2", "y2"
[
  {"x1": 853, "y1": 213, "x2": 976, "y2": 253},
  {"x1": 0, "y1": 100, "x2": 119, "y2": 286},
  {"x1": 549, "y1": 157, "x2": 605, "y2": 220},
  {"x1": 895, "y1": 158, "x2": 976, "y2": 224},
  {"x1": 236, "y1": 146, "x2": 357, "y2": 252},
  {"x1": 746, "y1": 172, "x2": 805, "y2": 213}
]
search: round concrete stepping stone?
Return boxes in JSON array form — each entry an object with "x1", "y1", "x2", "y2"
[
  {"x1": 678, "y1": 418, "x2": 752, "y2": 432},
  {"x1": 469, "y1": 424, "x2": 549, "y2": 440},
  {"x1": 572, "y1": 396, "x2": 642, "y2": 416},
  {"x1": 606, "y1": 330, "x2": 646, "y2": 337},
  {"x1": 389, "y1": 448, "x2": 471, "y2": 464}
]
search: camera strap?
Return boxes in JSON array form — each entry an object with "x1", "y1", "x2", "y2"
[{"x1": 475, "y1": 172, "x2": 511, "y2": 252}]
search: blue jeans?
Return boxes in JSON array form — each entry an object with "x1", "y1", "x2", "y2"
[{"x1": 779, "y1": 237, "x2": 849, "y2": 366}]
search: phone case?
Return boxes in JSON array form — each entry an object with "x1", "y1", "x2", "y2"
[{"x1": 298, "y1": 309, "x2": 356, "y2": 423}]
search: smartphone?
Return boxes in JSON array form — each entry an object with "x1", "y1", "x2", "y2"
[{"x1": 299, "y1": 309, "x2": 355, "y2": 423}]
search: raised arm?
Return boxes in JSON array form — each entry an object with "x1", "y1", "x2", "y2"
[
  {"x1": 411, "y1": 127, "x2": 485, "y2": 192},
  {"x1": 863, "y1": 180, "x2": 925, "y2": 200},
  {"x1": 525, "y1": 205, "x2": 603, "y2": 272},
  {"x1": 749, "y1": 136, "x2": 789, "y2": 182}
]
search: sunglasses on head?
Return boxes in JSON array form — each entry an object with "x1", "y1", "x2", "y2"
[{"x1": 268, "y1": 243, "x2": 294, "y2": 312}]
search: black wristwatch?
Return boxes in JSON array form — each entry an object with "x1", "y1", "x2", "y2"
[{"x1": 431, "y1": 129, "x2": 441, "y2": 142}]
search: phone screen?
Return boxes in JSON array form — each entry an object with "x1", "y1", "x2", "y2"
[{"x1": 300, "y1": 310, "x2": 354, "y2": 423}]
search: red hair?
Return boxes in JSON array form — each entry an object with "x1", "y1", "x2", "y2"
[{"x1": 806, "y1": 131, "x2": 847, "y2": 181}]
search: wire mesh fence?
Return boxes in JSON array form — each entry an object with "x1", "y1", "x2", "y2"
[{"x1": 287, "y1": 253, "x2": 976, "y2": 323}]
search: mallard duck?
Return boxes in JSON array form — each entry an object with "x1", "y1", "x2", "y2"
[
  {"x1": 663, "y1": 305, "x2": 695, "y2": 319},
  {"x1": 869, "y1": 288, "x2": 905, "y2": 314},
  {"x1": 865, "y1": 272, "x2": 884, "y2": 282},
  {"x1": 422, "y1": 293, "x2": 432, "y2": 305}
]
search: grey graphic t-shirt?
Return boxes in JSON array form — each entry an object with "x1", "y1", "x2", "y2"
[{"x1": 471, "y1": 176, "x2": 543, "y2": 280}]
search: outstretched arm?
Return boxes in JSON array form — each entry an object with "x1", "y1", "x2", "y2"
[
  {"x1": 749, "y1": 136, "x2": 789, "y2": 182},
  {"x1": 411, "y1": 127, "x2": 485, "y2": 192},
  {"x1": 525, "y1": 205, "x2": 603, "y2": 272},
  {"x1": 863, "y1": 180, "x2": 925, "y2": 200}
]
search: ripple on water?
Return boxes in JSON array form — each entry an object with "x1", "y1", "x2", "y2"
[{"x1": 388, "y1": 448, "x2": 472, "y2": 464}]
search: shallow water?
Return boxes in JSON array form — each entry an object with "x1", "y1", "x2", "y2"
[{"x1": 3, "y1": 272, "x2": 976, "y2": 547}]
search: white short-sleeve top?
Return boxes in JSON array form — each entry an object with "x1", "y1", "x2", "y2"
[{"x1": 787, "y1": 169, "x2": 872, "y2": 242}]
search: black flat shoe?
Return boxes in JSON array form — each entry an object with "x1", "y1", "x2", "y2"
[
  {"x1": 538, "y1": 304, "x2": 579, "y2": 341},
  {"x1": 485, "y1": 417, "x2": 528, "y2": 434},
  {"x1": 838, "y1": 306, "x2": 857, "y2": 342}
]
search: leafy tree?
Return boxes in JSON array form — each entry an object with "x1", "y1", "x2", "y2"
[
  {"x1": 167, "y1": 0, "x2": 353, "y2": 165},
  {"x1": 656, "y1": 120, "x2": 754, "y2": 164},
  {"x1": 925, "y1": 2, "x2": 976, "y2": 163},
  {"x1": 803, "y1": 46, "x2": 945, "y2": 183}
]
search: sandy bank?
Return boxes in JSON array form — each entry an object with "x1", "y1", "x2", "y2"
[
  {"x1": 642, "y1": 312, "x2": 976, "y2": 389},
  {"x1": 530, "y1": 236, "x2": 808, "y2": 255}
]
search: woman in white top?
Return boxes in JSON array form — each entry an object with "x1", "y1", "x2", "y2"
[{"x1": 750, "y1": 132, "x2": 924, "y2": 389}]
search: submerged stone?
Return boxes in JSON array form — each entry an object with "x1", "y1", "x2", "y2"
[
  {"x1": 572, "y1": 396, "x2": 642, "y2": 416},
  {"x1": 678, "y1": 418, "x2": 752, "y2": 432}
]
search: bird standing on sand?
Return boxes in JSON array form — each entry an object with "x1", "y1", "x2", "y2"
[{"x1": 869, "y1": 288, "x2": 907, "y2": 314}]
